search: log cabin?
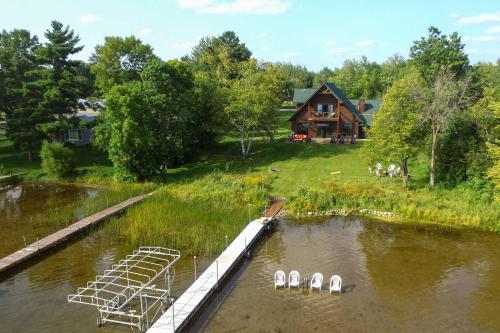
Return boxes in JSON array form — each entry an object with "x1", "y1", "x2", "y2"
[{"x1": 289, "y1": 83, "x2": 381, "y2": 143}]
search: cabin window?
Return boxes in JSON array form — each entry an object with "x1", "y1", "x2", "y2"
[
  {"x1": 296, "y1": 122, "x2": 308, "y2": 134},
  {"x1": 67, "y1": 128, "x2": 81, "y2": 141},
  {"x1": 317, "y1": 104, "x2": 333, "y2": 116}
]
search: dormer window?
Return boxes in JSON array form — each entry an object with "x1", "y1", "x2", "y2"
[
  {"x1": 328, "y1": 104, "x2": 334, "y2": 116},
  {"x1": 317, "y1": 104, "x2": 334, "y2": 116},
  {"x1": 316, "y1": 104, "x2": 323, "y2": 115}
]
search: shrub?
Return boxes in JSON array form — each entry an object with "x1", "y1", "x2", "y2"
[{"x1": 40, "y1": 141, "x2": 76, "y2": 179}]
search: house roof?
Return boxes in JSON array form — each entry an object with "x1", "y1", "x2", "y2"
[
  {"x1": 289, "y1": 83, "x2": 372, "y2": 125},
  {"x1": 349, "y1": 99, "x2": 382, "y2": 126},
  {"x1": 324, "y1": 83, "x2": 366, "y2": 124},
  {"x1": 292, "y1": 88, "x2": 316, "y2": 104}
]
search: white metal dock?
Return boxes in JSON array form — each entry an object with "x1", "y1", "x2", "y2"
[{"x1": 147, "y1": 217, "x2": 269, "y2": 333}]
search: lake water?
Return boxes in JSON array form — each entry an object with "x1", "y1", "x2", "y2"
[
  {"x1": 1, "y1": 203, "x2": 499, "y2": 332},
  {"x1": 0, "y1": 223, "x2": 213, "y2": 333},
  {"x1": 200, "y1": 218, "x2": 500, "y2": 332},
  {"x1": 0, "y1": 182, "x2": 100, "y2": 258}
]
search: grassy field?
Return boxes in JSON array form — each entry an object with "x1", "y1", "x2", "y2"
[
  {"x1": 1, "y1": 111, "x2": 498, "y2": 254},
  {"x1": 0, "y1": 135, "x2": 114, "y2": 181},
  {"x1": 167, "y1": 111, "x2": 429, "y2": 195},
  {"x1": 165, "y1": 111, "x2": 498, "y2": 232}
]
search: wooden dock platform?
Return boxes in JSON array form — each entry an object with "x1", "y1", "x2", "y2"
[
  {"x1": 0, "y1": 192, "x2": 152, "y2": 275},
  {"x1": 262, "y1": 197, "x2": 284, "y2": 218},
  {"x1": 148, "y1": 217, "x2": 270, "y2": 333}
]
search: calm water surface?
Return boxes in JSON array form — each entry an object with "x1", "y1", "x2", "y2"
[
  {"x1": 1, "y1": 212, "x2": 499, "y2": 332},
  {"x1": 201, "y1": 218, "x2": 500, "y2": 332},
  {"x1": 0, "y1": 224, "x2": 213, "y2": 333},
  {"x1": 0, "y1": 182, "x2": 100, "y2": 257}
]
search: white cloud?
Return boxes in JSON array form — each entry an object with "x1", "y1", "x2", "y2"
[
  {"x1": 326, "y1": 47, "x2": 359, "y2": 57},
  {"x1": 177, "y1": 0, "x2": 215, "y2": 8},
  {"x1": 457, "y1": 12, "x2": 500, "y2": 25},
  {"x1": 356, "y1": 39, "x2": 376, "y2": 47},
  {"x1": 80, "y1": 13, "x2": 101, "y2": 23},
  {"x1": 177, "y1": 0, "x2": 291, "y2": 15},
  {"x1": 139, "y1": 27, "x2": 153, "y2": 37},
  {"x1": 465, "y1": 48, "x2": 478, "y2": 55},
  {"x1": 259, "y1": 45, "x2": 270, "y2": 52},
  {"x1": 325, "y1": 40, "x2": 337, "y2": 46},
  {"x1": 171, "y1": 38, "x2": 201, "y2": 52},
  {"x1": 258, "y1": 32, "x2": 268, "y2": 38},
  {"x1": 282, "y1": 51, "x2": 297, "y2": 60},
  {"x1": 486, "y1": 26, "x2": 500, "y2": 34},
  {"x1": 463, "y1": 35, "x2": 497, "y2": 43},
  {"x1": 450, "y1": 13, "x2": 461, "y2": 18}
]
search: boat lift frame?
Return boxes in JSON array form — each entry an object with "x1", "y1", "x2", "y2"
[{"x1": 68, "y1": 246, "x2": 180, "y2": 332}]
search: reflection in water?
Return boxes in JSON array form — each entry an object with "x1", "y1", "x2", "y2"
[
  {"x1": 0, "y1": 223, "x2": 213, "y2": 333},
  {"x1": 0, "y1": 182, "x2": 100, "y2": 257},
  {"x1": 202, "y1": 218, "x2": 500, "y2": 333}
]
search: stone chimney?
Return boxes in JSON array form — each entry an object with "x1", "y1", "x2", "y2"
[{"x1": 358, "y1": 99, "x2": 365, "y2": 112}]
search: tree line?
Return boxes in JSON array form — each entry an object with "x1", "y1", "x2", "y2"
[
  {"x1": 0, "y1": 22, "x2": 498, "y2": 192},
  {"x1": 362, "y1": 27, "x2": 499, "y2": 195},
  {"x1": 0, "y1": 23, "x2": 285, "y2": 181}
]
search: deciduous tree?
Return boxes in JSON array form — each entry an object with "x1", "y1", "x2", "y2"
[
  {"x1": 418, "y1": 68, "x2": 473, "y2": 187},
  {"x1": 94, "y1": 59, "x2": 196, "y2": 181},
  {"x1": 362, "y1": 70, "x2": 425, "y2": 187},
  {"x1": 225, "y1": 60, "x2": 285, "y2": 159},
  {"x1": 90, "y1": 36, "x2": 157, "y2": 95}
]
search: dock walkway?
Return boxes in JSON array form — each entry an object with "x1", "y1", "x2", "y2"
[
  {"x1": 148, "y1": 217, "x2": 270, "y2": 333},
  {"x1": 0, "y1": 192, "x2": 152, "y2": 274},
  {"x1": 0, "y1": 172, "x2": 28, "y2": 183}
]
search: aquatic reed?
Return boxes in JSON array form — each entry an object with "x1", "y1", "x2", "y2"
[{"x1": 108, "y1": 172, "x2": 272, "y2": 256}]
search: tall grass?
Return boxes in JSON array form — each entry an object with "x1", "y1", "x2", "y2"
[
  {"x1": 108, "y1": 172, "x2": 272, "y2": 256},
  {"x1": 29, "y1": 183, "x2": 155, "y2": 229},
  {"x1": 287, "y1": 179, "x2": 500, "y2": 232}
]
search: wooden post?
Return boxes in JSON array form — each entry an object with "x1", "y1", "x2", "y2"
[{"x1": 336, "y1": 114, "x2": 340, "y2": 140}]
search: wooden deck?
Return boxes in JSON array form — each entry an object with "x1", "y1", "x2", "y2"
[
  {"x1": 148, "y1": 217, "x2": 270, "y2": 333},
  {"x1": 0, "y1": 192, "x2": 152, "y2": 275},
  {"x1": 262, "y1": 197, "x2": 284, "y2": 218}
]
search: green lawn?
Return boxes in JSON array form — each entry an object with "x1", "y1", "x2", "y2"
[
  {"x1": 1, "y1": 111, "x2": 498, "y2": 234},
  {"x1": 166, "y1": 111, "x2": 498, "y2": 232},
  {"x1": 0, "y1": 136, "x2": 113, "y2": 181},
  {"x1": 168, "y1": 111, "x2": 428, "y2": 196}
]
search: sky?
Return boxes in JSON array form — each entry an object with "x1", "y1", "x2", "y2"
[{"x1": 0, "y1": 0, "x2": 499, "y2": 71}]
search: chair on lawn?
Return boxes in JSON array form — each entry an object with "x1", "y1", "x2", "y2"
[
  {"x1": 330, "y1": 275, "x2": 342, "y2": 294},
  {"x1": 288, "y1": 270, "x2": 300, "y2": 288},
  {"x1": 274, "y1": 270, "x2": 286, "y2": 289},
  {"x1": 310, "y1": 272, "x2": 323, "y2": 291}
]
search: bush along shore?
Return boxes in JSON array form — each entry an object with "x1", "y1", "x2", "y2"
[
  {"x1": 285, "y1": 184, "x2": 499, "y2": 232},
  {"x1": 283, "y1": 208, "x2": 396, "y2": 219}
]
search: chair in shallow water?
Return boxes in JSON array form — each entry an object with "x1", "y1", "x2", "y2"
[
  {"x1": 288, "y1": 270, "x2": 300, "y2": 288},
  {"x1": 274, "y1": 270, "x2": 286, "y2": 289},
  {"x1": 330, "y1": 275, "x2": 342, "y2": 294},
  {"x1": 310, "y1": 272, "x2": 323, "y2": 291}
]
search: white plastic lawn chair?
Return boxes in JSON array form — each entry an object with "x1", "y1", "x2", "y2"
[
  {"x1": 288, "y1": 270, "x2": 300, "y2": 288},
  {"x1": 274, "y1": 270, "x2": 286, "y2": 289},
  {"x1": 310, "y1": 272, "x2": 323, "y2": 291},
  {"x1": 388, "y1": 164, "x2": 397, "y2": 177},
  {"x1": 330, "y1": 275, "x2": 342, "y2": 294},
  {"x1": 376, "y1": 162, "x2": 383, "y2": 177}
]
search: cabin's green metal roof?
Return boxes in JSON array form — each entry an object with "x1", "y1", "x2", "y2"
[
  {"x1": 292, "y1": 88, "x2": 316, "y2": 104},
  {"x1": 323, "y1": 83, "x2": 367, "y2": 124},
  {"x1": 349, "y1": 99, "x2": 382, "y2": 126},
  {"x1": 290, "y1": 83, "x2": 377, "y2": 125}
]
